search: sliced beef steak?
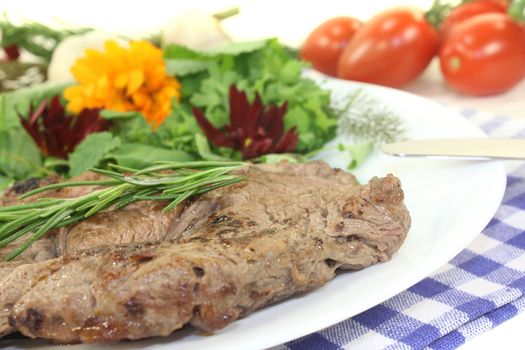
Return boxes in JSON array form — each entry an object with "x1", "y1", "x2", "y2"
[{"x1": 0, "y1": 161, "x2": 410, "y2": 343}]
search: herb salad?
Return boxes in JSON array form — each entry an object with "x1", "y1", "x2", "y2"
[{"x1": 0, "y1": 37, "x2": 403, "y2": 193}]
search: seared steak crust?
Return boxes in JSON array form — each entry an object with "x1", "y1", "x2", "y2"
[{"x1": 0, "y1": 162, "x2": 410, "y2": 343}]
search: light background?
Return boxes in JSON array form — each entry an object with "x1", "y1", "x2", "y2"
[
  {"x1": 1, "y1": 0, "x2": 524, "y2": 118},
  {"x1": 0, "y1": 0, "x2": 433, "y2": 46}
]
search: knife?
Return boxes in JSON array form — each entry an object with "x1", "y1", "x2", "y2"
[{"x1": 382, "y1": 138, "x2": 525, "y2": 160}]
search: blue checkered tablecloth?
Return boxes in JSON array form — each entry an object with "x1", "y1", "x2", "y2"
[{"x1": 275, "y1": 108, "x2": 525, "y2": 350}]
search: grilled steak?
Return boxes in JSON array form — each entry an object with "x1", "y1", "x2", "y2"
[
  {"x1": 0, "y1": 161, "x2": 410, "y2": 343},
  {"x1": 0, "y1": 172, "x2": 176, "y2": 264}
]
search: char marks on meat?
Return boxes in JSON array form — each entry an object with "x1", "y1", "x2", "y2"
[{"x1": 0, "y1": 161, "x2": 410, "y2": 343}]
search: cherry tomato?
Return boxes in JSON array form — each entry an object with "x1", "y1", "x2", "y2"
[
  {"x1": 337, "y1": 8, "x2": 439, "y2": 88},
  {"x1": 300, "y1": 17, "x2": 362, "y2": 76},
  {"x1": 440, "y1": 0, "x2": 508, "y2": 39},
  {"x1": 440, "y1": 13, "x2": 525, "y2": 96}
]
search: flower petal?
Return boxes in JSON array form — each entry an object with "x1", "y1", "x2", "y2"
[
  {"x1": 193, "y1": 107, "x2": 233, "y2": 148},
  {"x1": 64, "y1": 40, "x2": 180, "y2": 129},
  {"x1": 127, "y1": 70, "x2": 145, "y2": 95},
  {"x1": 246, "y1": 93, "x2": 264, "y2": 136},
  {"x1": 228, "y1": 85, "x2": 242, "y2": 130},
  {"x1": 274, "y1": 127, "x2": 299, "y2": 153},
  {"x1": 196, "y1": 85, "x2": 297, "y2": 159}
]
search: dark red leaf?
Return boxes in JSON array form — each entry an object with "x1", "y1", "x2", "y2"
[
  {"x1": 3, "y1": 45, "x2": 20, "y2": 61},
  {"x1": 19, "y1": 116, "x2": 44, "y2": 150},
  {"x1": 245, "y1": 94, "x2": 263, "y2": 136},
  {"x1": 18, "y1": 95, "x2": 108, "y2": 158},
  {"x1": 275, "y1": 127, "x2": 298, "y2": 153},
  {"x1": 229, "y1": 85, "x2": 242, "y2": 131},
  {"x1": 192, "y1": 85, "x2": 299, "y2": 159},
  {"x1": 29, "y1": 101, "x2": 47, "y2": 125},
  {"x1": 262, "y1": 105, "x2": 283, "y2": 142},
  {"x1": 192, "y1": 107, "x2": 233, "y2": 148}
]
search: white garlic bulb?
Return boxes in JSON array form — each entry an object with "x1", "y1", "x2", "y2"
[{"x1": 161, "y1": 9, "x2": 231, "y2": 50}]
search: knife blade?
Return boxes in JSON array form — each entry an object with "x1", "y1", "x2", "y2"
[{"x1": 382, "y1": 138, "x2": 525, "y2": 160}]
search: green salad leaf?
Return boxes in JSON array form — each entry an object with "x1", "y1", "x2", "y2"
[
  {"x1": 0, "y1": 37, "x2": 400, "y2": 192},
  {"x1": 346, "y1": 143, "x2": 374, "y2": 170},
  {"x1": 165, "y1": 59, "x2": 210, "y2": 77},
  {"x1": 256, "y1": 153, "x2": 305, "y2": 164},
  {"x1": 100, "y1": 109, "x2": 143, "y2": 120},
  {"x1": 0, "y1": 128, "x2": 44, "y2": 179},
  {"x1": 164, "y1": 39, "x2": 268, "y2": 60},
  {"x1": 169, "y1": 39, "x2": 338, "y2": 154},
  {"x1": 0, "y1": 84, "x2": 68, "y2": 184},
  {"x1": 0, "y1": 175, "x2": 13, "y2": 193},
  {"x1": 163, "y1": 44, "x2": 208, "y2": 60},
  {"x1": 194, "y1": 134, "x2": 230, "y2": 161},
  {"x1": 201, "y1": 39, "x2": 268, "y2": 56},
  {"x1": 107, "y1": 103, "x2": 202, "y2": 155},
  {"x1": 68, "y1": 132, "x2": 121, "y2": 177},
  {"x1": 0, "y1": 83, "x2": 70, "y2": 132},
  {"x1": 109, "y1": 143, "x2": 194, "y2": 169}
]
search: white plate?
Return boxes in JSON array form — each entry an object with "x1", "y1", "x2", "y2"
[{"x1": 4, "y1": 77, "x2": 506, "y2": 350}]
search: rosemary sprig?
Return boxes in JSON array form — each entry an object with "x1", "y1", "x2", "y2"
[{"x1": 0, "y1": 161, "x2": 246, "y2": 261}]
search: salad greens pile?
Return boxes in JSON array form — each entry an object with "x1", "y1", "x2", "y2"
[
  {"x1": 0, "y1": 38, "x2": 403, "y2": 193},
  {"x1": 165, "y1": 39, "x2": 338, "y2": 153}
]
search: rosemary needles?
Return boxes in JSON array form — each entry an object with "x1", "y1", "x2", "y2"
[{"x1": 0, "y1": 161, "x2": 246, "y2": 261}]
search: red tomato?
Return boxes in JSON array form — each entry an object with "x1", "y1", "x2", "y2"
[
  {"x1": 439, "y1": 13, "x2": 525, "y2": 95},
  {"x1": 440, "y1": 0, "x2": 508, "y2": 39},
  {"x1": 337, "y1": 8, "x2": 439, "y2": 88},
  {"x1": 300, "y1": 17, "x2": 362, "y2": 76}
]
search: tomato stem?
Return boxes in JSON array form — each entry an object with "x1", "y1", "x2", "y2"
[
  {"x1": 508, "y1": 0, "x2": 525, "y2": 22},
  {"x1": 425, "y1": 0, "x2": 455, "y2": 29}
]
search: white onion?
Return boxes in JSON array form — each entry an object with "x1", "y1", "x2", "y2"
[{"x1": 47, "y1": 31, "x2": 126, "y2": 84}]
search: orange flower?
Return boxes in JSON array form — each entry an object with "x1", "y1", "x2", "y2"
[{"x1": 64, "y1": 40, "x2": 180, "y2": 128}]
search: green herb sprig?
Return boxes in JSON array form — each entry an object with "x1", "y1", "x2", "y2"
[
  {"x1": 336, "y1": 89, "x2": 405, "y2": 145},
  {"x1": 0, "y1": 15, "x2": 92, "y2": 61},
  {"x1": 0, "y1": 161, "x2": 246, "y2": 261}
]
